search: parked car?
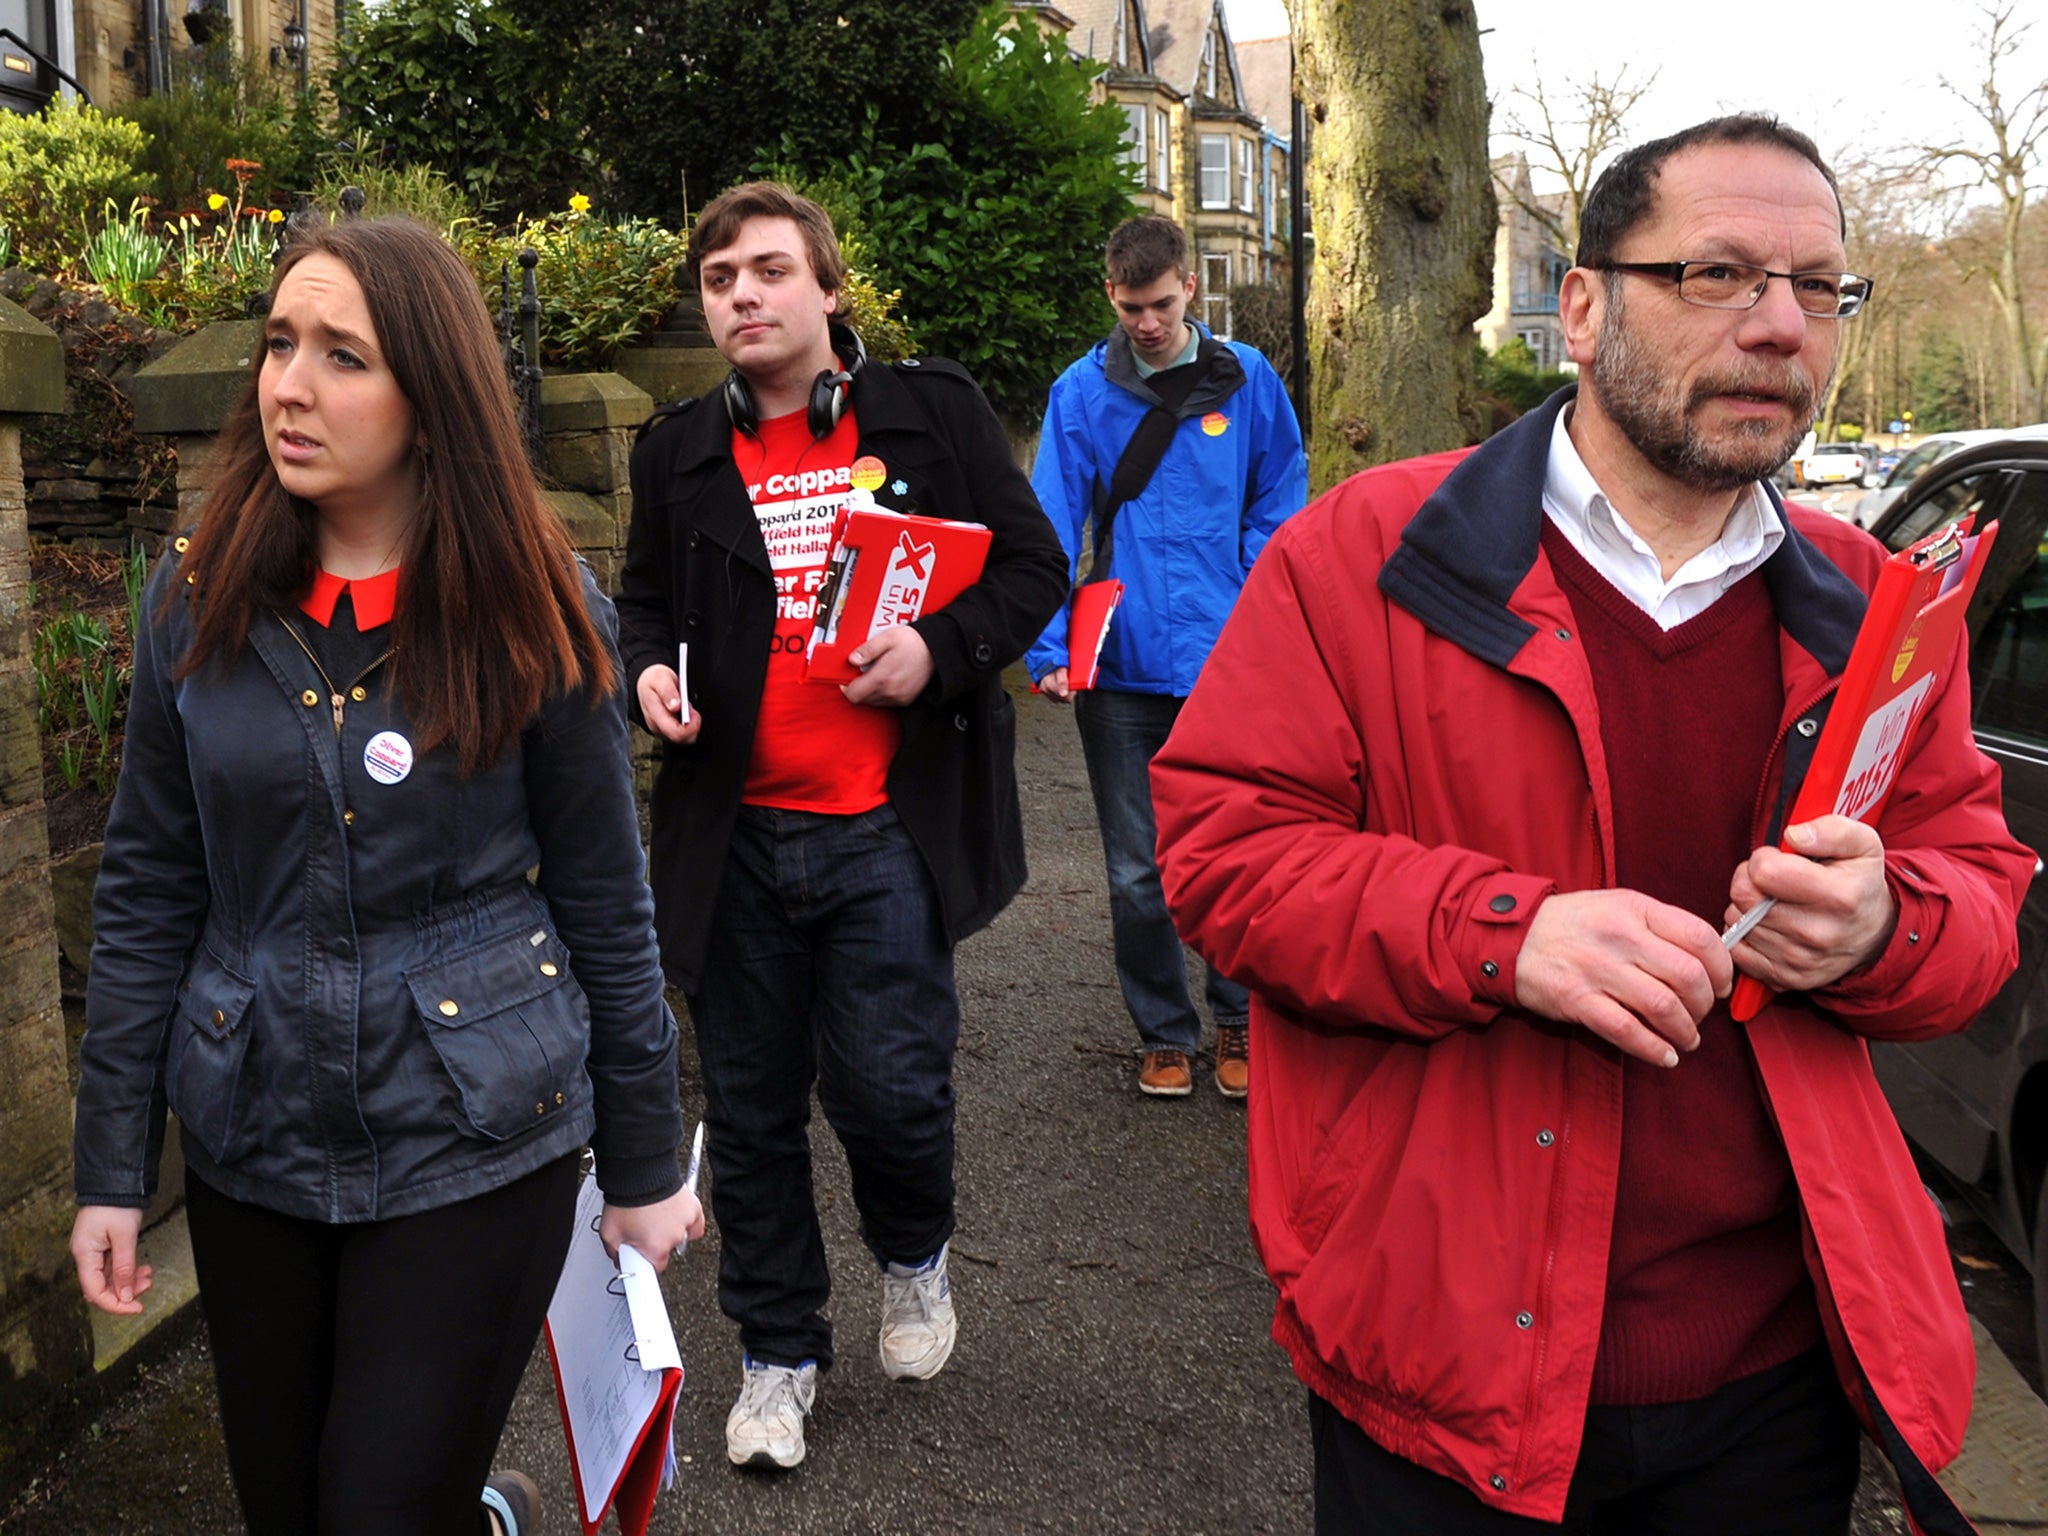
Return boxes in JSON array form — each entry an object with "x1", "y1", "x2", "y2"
[
  {"x1": 1801, "y1": 441, "x2": 1869, "y2": 487},
  {"x1": 1853, "y1": 425, "x2": 2048, "y2": 528},
  {"x1": 1863, "y1": 431, "x2": 2048, "y2": 1386},
  {"x1": 1865, "y1": 448, "x2": 1905, "y2": 487}
]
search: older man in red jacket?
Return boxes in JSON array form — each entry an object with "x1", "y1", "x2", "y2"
[{"x1": 1153, "y1": 114, "x2": 2032, "y2": 1535}]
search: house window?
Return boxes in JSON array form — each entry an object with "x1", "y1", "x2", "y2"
[
  {"x1": 1124, "y1": 102, "x2": 1148, "y2": 178},
  {"x1": 1200, "y1": 135, "x2": 1230, "y2": 208},
  {"x1": 1202, "y1": 252, "x2": 1231, "y2": 336},
  {"x1": 1516, "y1": 328, "x2": 1551, "y2": 367},
  {"x1": 1113, "y1": 4, "x2": 1128, "y2": 67},
  {"x1": 1237, "y1": 138, "x2": 1255, "y2": 211},
  {"x1": 1201, "y1": 31, "x2": 1217, "y2": 96},
  {"x1": 1154, "y1": 107, "x2": 1171, "y2": 192}
]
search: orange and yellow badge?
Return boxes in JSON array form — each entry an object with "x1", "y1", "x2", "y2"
[
  {"x1": 1201, "y1": 412, "x2": 1230, "y2": 437},
  {"x1": 850, "y1": 456, "x2": 887, "y2": 492},
  {"x1": 1892, "y1": 629, "x2": 1920, "y2": 684}
]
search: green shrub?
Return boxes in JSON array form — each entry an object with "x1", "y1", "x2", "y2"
[
  {"x1": 331, "y1": 0, "x2": 584, "y2": 214},
  {"x1": 1475, "y1": 337, "x2": 1575, "y2": 413},
  {"x1": 455, "y1": 207, "x2": 691, "y2": 370},
  {"x1": 0, "y1": 99, "x2": 153, "y2": 268},
  {"x1": 310, "y1": 159, "x2": 478, "y2": 229},
  {"x1": 1835, "y1": 422, "x2": 1864, "y2": 442},
  {"x1": 118, "y1": 53, "x2": 327, "y2": 210}
]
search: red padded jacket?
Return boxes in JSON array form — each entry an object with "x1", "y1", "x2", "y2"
[{"x1": 1152, "y1": 393, "x2": 2032, "y2": 1524}]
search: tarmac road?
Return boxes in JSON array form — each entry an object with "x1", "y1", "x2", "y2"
[{"x1": 4, "y1": 677, "x2": 2042, "y2": 1534}]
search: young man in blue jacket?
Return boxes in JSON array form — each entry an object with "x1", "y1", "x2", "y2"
[{"x1": 1026, "y1": 216, "x2": 1307, "y2": 1098}]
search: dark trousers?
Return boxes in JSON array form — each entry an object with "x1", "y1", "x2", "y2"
[
  {"x1": 185, "y1": 1155, "x2": 579, "y2": 1536},
  {"x1": 1310, "y1": 1347, "x2": 1862, "y2": 1535},
  {"x1": 1074, "y1": 687, "x2": 1249, "y2": 1053},
  {"x1": 687, "y1": 802, "x2": 960, "y2": 1371}
]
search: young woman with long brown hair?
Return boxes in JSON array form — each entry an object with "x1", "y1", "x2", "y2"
[{"x1": 67, "y1": 216, "x2": 701, "y2": 1535}]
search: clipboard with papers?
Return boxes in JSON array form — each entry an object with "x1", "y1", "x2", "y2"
[
  {"x1": 543, "y1": 1174, "x2": 684, "y2": 1536},
  {"x1": 1727, "y1": 514, "x2": 1998, "y2": 1021}
]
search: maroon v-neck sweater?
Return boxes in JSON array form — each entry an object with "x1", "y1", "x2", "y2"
[{"x1": 1542, "y1": 522, "x2": 1822, "y2": 1405}]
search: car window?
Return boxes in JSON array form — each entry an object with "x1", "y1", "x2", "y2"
[
  {"x1": 1886, "y1": 440, "x2": 1948, "y2": 487},
  {"x1": 1964, "y1": 468, "x2": 2048, "y2": 745},
  {"x1": 1885, "y1": 470, "x2": 2001, "y2": 548}
]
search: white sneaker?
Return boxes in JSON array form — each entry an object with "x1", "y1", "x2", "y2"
[
  {"x1": 878, "y1": 1244, "x2": 957, "y2": 1381},
  {"x1": 724, "y1": 1355, "x2": 817, "y2": 1469}
]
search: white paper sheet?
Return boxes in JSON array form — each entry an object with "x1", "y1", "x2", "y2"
[{"x1": 545, "y1": 1176, "x2": 681, "y2": 1524}]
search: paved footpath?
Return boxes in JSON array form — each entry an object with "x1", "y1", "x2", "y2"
[{"x1": 5, "y1": 677, "x2": 2044, "y2": 1534}]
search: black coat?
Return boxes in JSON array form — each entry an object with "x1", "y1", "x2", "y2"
[{"x1": 618, "y1": 356, "x2": 1068, "y2": 990}]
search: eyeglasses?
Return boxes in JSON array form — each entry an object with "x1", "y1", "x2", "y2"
[{"x1": 1595, "y1": 261, "x2": 1872, "y2": 319}]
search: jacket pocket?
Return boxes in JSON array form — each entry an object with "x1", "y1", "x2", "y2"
[
  {"x1": 167, "y1": 948, "x2": 260, "y2": 1165},
  {"x1": 404, "y1": 928, "x2": 591, "y2": 1142}
]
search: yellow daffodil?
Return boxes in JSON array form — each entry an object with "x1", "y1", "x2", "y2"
[
  {"x1": 207, "y1": 192, "x2": 228, "y2": 211},
  {"x1": 568, "y1": 193, "x2": 591, "y2": 214}
]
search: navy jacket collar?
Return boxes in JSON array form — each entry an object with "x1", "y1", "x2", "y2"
[{"x1": 1379, "y1": 386, "x2": 1866, "y2": 675}]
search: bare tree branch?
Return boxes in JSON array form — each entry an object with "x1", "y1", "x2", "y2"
[{"x1": 1495, "y1": 67, "x2": 1658, "y2": 259}]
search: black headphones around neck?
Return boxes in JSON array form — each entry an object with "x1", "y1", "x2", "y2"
[{"x1": 722, "y1": 324, "x2": 868, "y2": 440}]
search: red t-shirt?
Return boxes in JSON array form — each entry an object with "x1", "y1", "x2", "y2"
[{"x1": 736, "y1": 406, "x2": 900, "y2": 812}]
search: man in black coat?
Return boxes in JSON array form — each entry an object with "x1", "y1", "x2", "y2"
[{"x1": 617, "y1": 181, "x2": 1066, "y2": 1473}]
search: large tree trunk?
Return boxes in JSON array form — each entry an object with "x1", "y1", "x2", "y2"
[{"x1": 1290, "y1": 0, "x2": 1494, "y2": 493}]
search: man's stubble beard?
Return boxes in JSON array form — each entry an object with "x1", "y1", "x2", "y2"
[{"x1": 1588, "y1": 281, "x2": 1834, "y2": 494}]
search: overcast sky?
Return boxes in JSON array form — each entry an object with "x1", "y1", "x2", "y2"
[{"x1": 1221, "y1": 1, "x2": 2047, "y2": 191}]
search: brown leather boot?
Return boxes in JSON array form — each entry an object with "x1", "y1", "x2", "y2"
[
  {"x1": 1215, "y1": 1023, "x2": 1249, "y2": 1099},
  {"x1": 1138, "y1": 1048, "x2": 1193, "y2": 1097}
]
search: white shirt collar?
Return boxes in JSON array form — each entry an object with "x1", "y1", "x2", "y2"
[{"x1": 1541, "y1": 407, "x2": 1783, "y2": 630}]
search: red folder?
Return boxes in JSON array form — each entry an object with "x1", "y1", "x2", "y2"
[
  {"x1": 805, "y1": 506, "x2": 991, "y2": 684},
  {"x1": 543, "y1": 1177, "x2": 685, "y2": 1536},
  {"x1": 1065, "y1": 579, "x2": 1124, "y2": 691},
  {"x1": 1729, "y1": 516, "x2": 1998, "y2": 1021}
]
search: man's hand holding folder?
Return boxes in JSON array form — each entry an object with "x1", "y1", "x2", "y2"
[{"x1": 1724, "y1": 814, "x2": 1899, "y2": 995}]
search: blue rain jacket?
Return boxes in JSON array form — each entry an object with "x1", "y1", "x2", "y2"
[{"x1": 1024, "y1": 324, "x2": 1306, "y2": 695}]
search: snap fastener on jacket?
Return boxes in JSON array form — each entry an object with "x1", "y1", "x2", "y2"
[
  {"x1": 1515, "y1": 1311, "x2": 1533, "y2": 1329},
  {"x1": 173, "y1": 536, "x2": 190, "y2": 553},
  {"x1": 1554, "y1": 627, "x2": 1571, "y2": 641},
  {"x1": 540, "y1": 961, "x2": 559, "y2": 977},
  {"x1": 687, "y1": 530, "x2": 700, "y2": 549},
  {"x1": 973, "y1": 641, "x2": 993, "y2": 665},
  {"x1": 301, "y1": 689, "x2": 319, "y2": 707},
  {"x1": 953, "y1": 713, "x2": 969, "y2": 731},
  {"x1": 686, "y1": 609, "x2": 702, "y2": 628},
  {"x1": 555, "y1": 1091, "x2": 565, "y2": 1105},
  {"x1": 902, "y1": 357, "x2": 921, "y2": 367},
  {"x1": 343, "y1": 809, "x2": 355, "y2": 826},
  {"x1": 185, "y1": 573, "x2": 196, "y2": 585},
  {"x1": 1907, "y1": 930, "x2": 1921, "y2": 944},
  {"x1": 1490, "y1": 1475, "x2": 1508, "y2": 1492},
  {"x1": 212, "y1": 1009, "x2": 225, "y2": 1025},
  {"x1": 439, "y1": 999, "x2": 459, "y2": 1017},
  {"x1": 350, "y1": 685, "x2": 366, "y2": 702},
  {"x1": 1489, "y1": 894, "x2": 1516, "y2": 913},
  {"x1": 1481, "y1": 960, "x2": 1499, "y2": 979},
  {"x1": 1796, "y1": 718, "x2": 1819, "y2": 737},
  {"x1": 536, "y1": 1102, "x2": 546, "y2": 1116},
  {"x1": 1536, "y1": 1128, "x2": 1555, "y2": 1147}
]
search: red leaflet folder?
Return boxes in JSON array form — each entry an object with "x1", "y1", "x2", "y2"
[
  {"x1": 1066, "y1": 579, "x2": 1124, "y2": 691},
  {"x1": 805, "y1": 505, "x2": 992, "y2": 684},
  {"x1": 544, "y1": 1176, "x2": 684, "y2": 1536},
  {"x1": 1729, "y1": 516, "x2": 1998, "y2": 1021}
]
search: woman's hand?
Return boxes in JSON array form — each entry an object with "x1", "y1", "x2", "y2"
[
  {"x1": 598, "y1": 1187, "x2": 706, "y2": 1274},
  {"x1": 71, "y1": 1205, "x2": 154, "y2": 1316}
]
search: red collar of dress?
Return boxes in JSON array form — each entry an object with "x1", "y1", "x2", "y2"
[{"x1": 299, "y1": 567, "x2": 401, "y2": 629}]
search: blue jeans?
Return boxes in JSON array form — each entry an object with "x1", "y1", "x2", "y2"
[
  {"x1": 686, "y1": 802, "x2": 959, "y2": 1371},
  {"x1": 1074, "y1": 688, "x2": 1250, "y2": 1054}
]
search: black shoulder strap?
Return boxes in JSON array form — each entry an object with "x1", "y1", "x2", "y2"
[{"x1": 1090, "y1": 404, "x2": 1180, "y2": 580}]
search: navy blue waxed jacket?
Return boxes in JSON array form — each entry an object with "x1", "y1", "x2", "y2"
[{"x1": 73, "y1": 547, "x2": 683, "y2": 1223}]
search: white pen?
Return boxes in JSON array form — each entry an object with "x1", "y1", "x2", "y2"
[
  {"x1": 1721, "y1": 896, "x2": 1777, "y2": 949},
  {"x1": 673, "y1": 1120, "x2": 706, "y2": 1260}
]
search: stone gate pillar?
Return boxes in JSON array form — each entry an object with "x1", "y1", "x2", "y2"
[{"x1": 0, "y1": 297, "x2": 92, "y2": 1495}]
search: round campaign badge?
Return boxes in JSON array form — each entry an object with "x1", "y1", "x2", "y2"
[
  {"x1": 850, "y1": 455, "x2": 887, "y2": 492},
  {"x1": 1201, "y1": 412, "x2": 1230, "y2": 437},
  {"x1": 363, "y1": 730, "x2": 414, "y2": 785}
]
